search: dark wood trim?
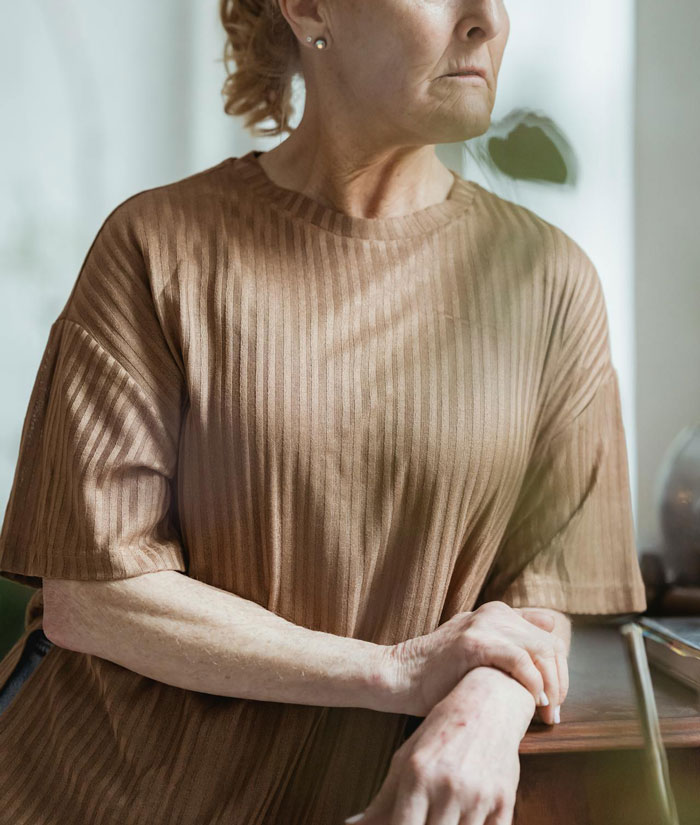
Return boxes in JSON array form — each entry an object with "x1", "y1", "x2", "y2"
[{"x1": 521, "y1": 716, "x2": 700, "y2": 754}]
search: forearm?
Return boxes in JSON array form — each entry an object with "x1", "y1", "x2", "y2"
[{"x1": 45, "y1": 570, "x2": 397, "y2": 713}]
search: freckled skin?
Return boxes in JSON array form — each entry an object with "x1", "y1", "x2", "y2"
[{"x1": 269, "y1": 1, "x2": 511, "y2": 218}]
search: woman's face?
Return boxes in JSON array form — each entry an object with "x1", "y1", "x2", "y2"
[{"x1": 302, "y1": 0, "x2": 510, "y2": 147}]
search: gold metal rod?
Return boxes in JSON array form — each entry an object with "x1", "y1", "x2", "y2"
[{"x1": 620, "y1": 622, "x2": 680, "y2": 825}]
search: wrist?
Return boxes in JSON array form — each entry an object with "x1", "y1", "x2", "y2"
[
  {"x1": 440, "y1": 666, "x2": 536, "y2": 741},
  {"x1": 364, "y1": 642, "x2": 406, "y2": 714}
]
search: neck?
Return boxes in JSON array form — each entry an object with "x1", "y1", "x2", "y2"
[{"x1": 256, "y1": 128, "x2": 456, "y2": 220}]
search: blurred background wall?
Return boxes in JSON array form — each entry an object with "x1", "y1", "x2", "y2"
[
  {"x1": 635, "y1": 0, "x2": 700, "y2": 554},
  {"x1": 1, "y1": 0, "x2": 698, "y2": 657}
]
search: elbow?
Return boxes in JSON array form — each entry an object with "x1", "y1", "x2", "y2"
[
  {"x1": 42, "y1": 618, "x2": 70, "y2": 649},
  {"x1": 42, "y1": 578, "x2": 86, "y2": 651}
]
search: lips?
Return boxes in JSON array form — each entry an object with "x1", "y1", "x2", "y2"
[{"x1": 442, "y1": 67, "x2": 486, "y2": 79}]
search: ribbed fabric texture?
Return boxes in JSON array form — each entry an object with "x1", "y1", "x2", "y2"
[{"x1": 0, "y1": 150, "x2": 646, "y2": 824}]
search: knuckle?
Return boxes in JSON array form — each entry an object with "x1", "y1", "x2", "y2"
[
  {"x1": 469, "y1": 784, "x2": 487, "y2": 808},
  {"x1": 405, "y1": 752, "x2": 430, "y2": 782},
  {"x1": 533, "y1": 640, "x2": 556, "y2": 660},
  {"x1": 513, "y1": 647, "x2": 531, "y2": 666},
  {"x1": 510, "y1": 647, "x2": 534, "y2": 674},
  {"x1": 480, "y1": 600, "x2": 510, "y2": 615},
  {"x1": 437, "y1": 774, "x2": 481, "y2": 804},
  {"x1": 462, "y1": 630, "x2": 487, "y2": 657},
  {"x1": 488, "y1": 781, "x2": 513, "y2": 806},
  {"x1": 434, "y1": 772, "x2": 462, "y2": 797}
]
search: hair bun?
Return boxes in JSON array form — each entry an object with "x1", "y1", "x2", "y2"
[{"x1": 219, "y1": 0, "x2": 300, "y2": 137}]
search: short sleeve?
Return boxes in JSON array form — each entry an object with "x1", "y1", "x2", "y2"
[
  {"x1": 0, "y1": 199, "x2": 188, "y2": 589},
  {"x1": 477, "y1": 241, "x2": 647, "y2": 615}
]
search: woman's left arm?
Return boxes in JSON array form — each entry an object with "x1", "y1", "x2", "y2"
[
  {"x1": 345, "y1": 608, "x2": 572, "y2": 824},
  {"x1": 345, "y1": 663, "x2": 551, "y2": 825}
]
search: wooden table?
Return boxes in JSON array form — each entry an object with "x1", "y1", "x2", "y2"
[{"x1": 515, "y1": 623, "x2": 700, "y2": 824}]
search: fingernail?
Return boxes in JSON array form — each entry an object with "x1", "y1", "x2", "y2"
[
  {"x1": 345, "y1": 814, "x2": 365, "y2": 824},
  {"x1": 554, "y1": 705, "x2": 561, "y2": 724},
  {"x1": 538, "y1": 691, "x2": 549, "y2": 707}
]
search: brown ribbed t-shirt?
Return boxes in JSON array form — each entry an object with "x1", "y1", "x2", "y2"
[{"x1": 0, "y1": 150, "x2": 646, "y2": 824}]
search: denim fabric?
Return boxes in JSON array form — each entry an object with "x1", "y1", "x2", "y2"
[{"x1": 0, "y1": 628, "x2": 53, "y2": 715}]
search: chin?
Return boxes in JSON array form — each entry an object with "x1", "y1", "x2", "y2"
[{"x1": 430, "y1": 118, "x2": 491, "y2": 145}]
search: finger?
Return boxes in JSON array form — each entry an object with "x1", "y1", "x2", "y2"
[
  {"x1": 485, "y1": 643, "x2": 545, "y2": 705},
  {"x1": 534, "y1": 628, "x2": 569, "y2": 714},
  {"x1": 507, "y1": 618, "x2": 565, "y2": 720},
  {"x1": 456, "y1": 799, "x2": 494, "y2": 825},
  {"x1": 349, "y1": 755, "x2": 403, "y2": 824},
  {"x1": 514, "y1": 608, "x2": 555, "y2": 633},
  {"x1": 421, "y1": 779, "x2": 469, "y2": 825},
  {"x1": 500, "y1": 624, "x2": 560, "y2": 723},
  {"x1": 388, "y1": 788, "x2": 429, "y2": 825},
  {"x1": 422, "y1": 794, "x2": 463, "y2": 825},
  {"x1": 531, "y1": 645, "x2": 559, "y2": 725},
  {"x1": 483, "y1": 799, "x2": 515, "y2": 825},
  {"x1": 554, "y1": 645, "x2": 569, "y2": 711},
  {"x1": 466, "y1": 621, "x2": 562, "y2": 712}
]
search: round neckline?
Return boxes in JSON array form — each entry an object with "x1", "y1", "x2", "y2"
[{"x1": 226, "y1": 150, "x2": 478, "y2": 241}]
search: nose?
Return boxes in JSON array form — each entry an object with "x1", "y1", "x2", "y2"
[{"x1": 456, "y1": 0, "x2": 507, "y2": 44}]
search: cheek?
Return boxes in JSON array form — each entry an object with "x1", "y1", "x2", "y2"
[
  {"x1": 352, "y1": 0, "x2": 445, "y2": 77},
  {"x1": 336, "y1": 3, "x2": 449, "y2": 102},
  {"x1": 394, "y1": 17, "x2": 446, "y2": 78},
  {"x1": 370, "y1": 28, "x2": 446, "y2": 103},
  {"x1": 343, "y1": 46, "x2": 422, "y2": 103}
]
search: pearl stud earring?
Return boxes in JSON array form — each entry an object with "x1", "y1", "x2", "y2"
[{"x1": 305, "y1": 35, "x2": 327, "y2": 49}]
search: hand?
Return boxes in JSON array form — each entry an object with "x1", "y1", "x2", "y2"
[
  {"x1": 344, "y1": 666, "x2": 532, "y2": 825},
  {"x1": 388, "y1": 601, "x2": 568, "y2": 723}
]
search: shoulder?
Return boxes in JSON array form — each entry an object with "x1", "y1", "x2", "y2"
[
  {"x1": 101, "y1": 157, "x2": 241, "y2": 245},
  {"x1": 69, "y1": 158, "x2": 245, "y2": 310},
  {"x1": 470, "y1": 182, "x2": 594, "y2": 265},
  {"x1": 466, "y1": 182, "x2": 604, "y2": 315}
]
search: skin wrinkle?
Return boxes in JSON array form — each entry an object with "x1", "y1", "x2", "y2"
[{"x1": 264, "y1": 0, "x2": 509, "y2": 220}]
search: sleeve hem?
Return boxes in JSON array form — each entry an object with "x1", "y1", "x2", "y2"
[
  {"x1": 0, "y1": 548, "x2": 187, "y2": 590},
  {"x1": 494, "y1": 577, "x2": 647, "y2": 615}
]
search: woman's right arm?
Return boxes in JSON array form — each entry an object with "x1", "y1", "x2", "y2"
[
  {"x1": 42, "y1": 570, "x2": 399, "y2": 713},
  {"x1": 42, "y1": 573, "x2": 563, "y2": 716}
]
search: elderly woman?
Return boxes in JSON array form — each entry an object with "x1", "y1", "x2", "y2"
[{"x1": 0, "y1": 0, "x2": 646, "y2": 823}]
